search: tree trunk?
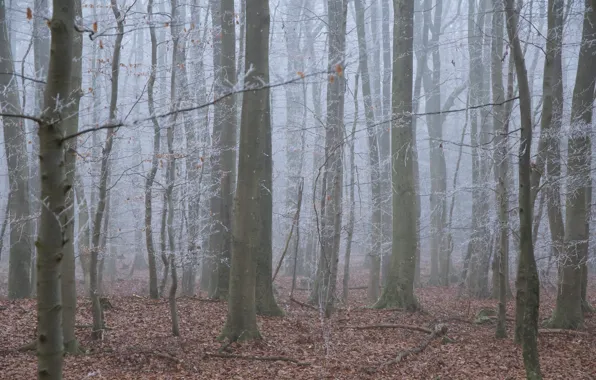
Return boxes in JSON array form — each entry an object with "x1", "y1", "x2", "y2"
[
  {"x1": 374, "y1": 0, "x2": 417, "y2": 311},
  {"x1": 90, "y1": 0, "x2": 123, "y2": 339},
  {"x1": 209, "y1": 0, "x2": 237, "y2": 300},
  {"x1": 74, "y1": 172, "x2": 91, "y2": 293},
  {"x1": 342, "y1": 84, "x2": 357, "y2": 303},
  {"x1": 310, "y1": 0, "x2": 347, "y2": 318},
  {"x1": 35, "y1": 0, "x2": 75, "y2": 373},
  {"x1": 550, "y1": 0, "x2": 596, "y2": 330},
  {"x1": 505, "y1": 0, "x2": 542, "y2": 377},
  {"x1": 219, "y1": 0, "x2": 270, "y2": 341},
  {"x1": 353, "y1": 0, "x2": 382, "y2": 304},
  {"x1": 145, "y1": 0, "x2": 161, "y2": 300},
  {"x1": 62, "y1": 0, "x2": 83, "y2": 353},
  {"x1": 491, "y1": 0, "x2": 507, "y2": 339},
  {"x1": 466, "y1": 0, "x2": 492, "y2": 298},
  {"x1": 0, "y1": 0, "x2": 33, "y2": 299}
]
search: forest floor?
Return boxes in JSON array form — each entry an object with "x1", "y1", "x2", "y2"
[{"x1": 1, "y1": 269, "x2": 595, "y2": 379}]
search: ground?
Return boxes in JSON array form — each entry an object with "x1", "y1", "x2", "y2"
[{"x1": 0, "y1": 270, "x2": 595, "y2": 379}]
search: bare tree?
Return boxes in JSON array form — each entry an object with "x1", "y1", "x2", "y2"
[
  {"x1": 505, "y1": 0, "x2": 542, "y2": 377},
  {"x1": 374, "y1": 0, "x2": 417, "y2": 311},
  {"x1": 550, "y1": 0, "x2": 596, "y2": 329},
  {"x1": 219, "y1": 0, "x2": 270, "y2": 341},
  {"x1": 35, "y1": 0, "x2": 75, "y2": 374},
  {"x1": 310, "y1": 0, "x2": 347, "y2": 317},
  {"x1": 1, "y1": 0, "x2": 33, "y2": 299}
]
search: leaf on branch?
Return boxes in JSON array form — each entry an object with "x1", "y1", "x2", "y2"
[
  {"x1": 26, "y1": 7, "x2": 32, "y2": 20},
  {"x1": 335, "y1": 64, "x2": 343, "y2": 76},
  {"x1": 329, "y1": 75, "x2": 335, "y2": 83},
  {"x1": 99, "y1": 40, "x2": 104, "y2": 49},
  {"x1": 164, "y1": 22, "x2": 169, "y2": 27},
  {"x1": 93, "y1": 22, "x2": 98, "y2": 33},
  {"x1": 297, "y1": 71, "x2": 305, "y2": 79}
]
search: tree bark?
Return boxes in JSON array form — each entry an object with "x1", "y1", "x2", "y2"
[
  {"x1": 310, "y1": 0, "x2": 347, "y2": 318},
  {"x1": 35, "y1": 0, "x2": 75, "y2": 373},
  {"x1": 491, "y1": 0, "x2": 507, "y2": 339},
  {"x1": 550, "y1": 0, "x2": 596, "y2": 329},
  {"x1": 62, "y1": 0, "x2": 83, "y2": 353},
  {"x1": 0, "y1": 0, "x2": 33, "y2": 299},
  {"x1": 505, "y1": 0, "x2": 542, "y2": 377},
  {"x1": 144, "y1": 0, "x2": 161, "y2": 300},
  {"x1": 219, "y1": 0, "x2": 270, "y2": 341},
  {"x1": 353, "y1": 0, "x2": 382, "y2": 303},
  {"x1": 374, "y1": 0, "x2": 417, "y2": 311},
  {"x1": 90, "y1": 0, "x2": 124, "y2": 339}
]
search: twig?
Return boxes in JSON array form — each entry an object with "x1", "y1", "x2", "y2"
[
  {"x1": 153, "y1": 351, "x2": 182, "y2": 363},
  {"x1": 344, "y1": 324, "x2": 433, "y2": 334},
  {"x1": 205, "y1": 352, "x2": 311, "y2": 366}
]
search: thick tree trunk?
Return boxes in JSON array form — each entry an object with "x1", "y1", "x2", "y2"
[
  {"x1": 35, "y1": 0, "x2": 75, "y2": 374},
  {"x1": 353, "y1": 0, "x2": 382, "y2": 303},
  {"x1": 505, "y1": 0, "x2": 542, "y2": 377},
  {"x1": 219, "y1": 0, "x2": 270, "y2": 341},
  {"x1": 0, "y1": 0, "x2": 33, "y2": 299},
  {"x1": 374, "y1": 0, "x2": 417, "y2": 311},
  {"x1": 550, "y1": 0, "x2": 596, "y2": 329}
]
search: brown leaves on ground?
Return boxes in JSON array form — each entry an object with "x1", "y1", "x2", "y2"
[{"x1": 0, "y1": 271, "x2": 595, "y2": 379}]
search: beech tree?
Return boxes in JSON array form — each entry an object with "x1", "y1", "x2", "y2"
[
  {"x1": 374, "y1": 0, "x2": 417, "y2": 311},
  {"x1": 220, "y1": 0, "x2": 270, "y2": 341}
]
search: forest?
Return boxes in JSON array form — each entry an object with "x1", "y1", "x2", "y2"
[{"x1": 0, "y1": 0, "x2": 595, "y2": 377}]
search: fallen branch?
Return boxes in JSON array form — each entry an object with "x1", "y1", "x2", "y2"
[
  {"x1": 153, "y1": 351, "x2": 182, "y2": 363},
  {"x1": 380, "y1": 324, "x2": 448, "y2": 368},
  {"x1": 290, "y1": 297, "x2": 316, "y2": 310},
  {"x1": 17, "y1": 341, "x2": 36, "y2": 352},
  {"x1": 539, "y1": 328, "x2": 589, "y2": 336},
  {"x1": 344, "y1": 324, "x2": 433, "y2": 334},
  {"x1": 205, "y1": 352, "x2": 311, "y2": 366}
]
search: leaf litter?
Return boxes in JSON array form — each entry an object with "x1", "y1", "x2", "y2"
[{"x1": 0, "y1": 270, "x2": 595, "y2": 379}]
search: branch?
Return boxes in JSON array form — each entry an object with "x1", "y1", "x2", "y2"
[
  {"x1": 380, "y1": 324, "x2": 448, "y2": 368},
  {"x1": 60, "y1": 69, "x2": 335, "y2": 142},
  {"x1": 0, "y1": 72, "x2": 46, "y2": 84},
  {"x1": 205, "y1": 352, "x2": 311, "y2": 366},
  {"x1": 344, "y1": 324, "x2": 433, "y2": 334},
  {"x1": 0, "y1": 112, "x2": 43, "y2": 124}
]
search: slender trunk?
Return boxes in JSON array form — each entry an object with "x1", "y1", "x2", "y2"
[
  {"x1": 310, "y1": 0, "x2": 347, "y2": 318},
  {"x1": 491, "y1": 0, "x2": 507, "y2": 338},
  {"x1": 342, "y1": 72, "x2": 358, "y2": 303},
  {"x1": 74, "y1": 172, "x2": 91, "y2": 292},
  {"x1": 145, "y1": 0, "x2": 161, "y2": 299},
  {"x1": 90, "y1": 0, "x2": 124, "y2": 339},
  {"x1": 353, "y1": 0, "x2": 382, "y2": 303},
  {"x1": 62, "y1": 0, "x2": 83, "y2": 353},
  {"x1": 505, "y1": 0, "x2": 542, "y2": 377}
]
